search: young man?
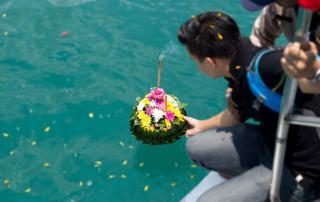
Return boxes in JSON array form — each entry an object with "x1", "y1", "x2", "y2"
[{"x1": 177, "y1": 11, "x2": 320, "y2": 201}]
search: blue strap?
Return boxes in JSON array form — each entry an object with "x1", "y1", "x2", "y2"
[{"x1": 247, "y1": 49, "x2": 282, "y2": 113}]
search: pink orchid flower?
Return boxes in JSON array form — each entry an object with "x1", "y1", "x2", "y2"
[
  {"x1": 145, "y1": 106, "x2": 153, "y2": 116},
  {"x1": 165, "y1": 111, "x2": 175, "y2": 122}
]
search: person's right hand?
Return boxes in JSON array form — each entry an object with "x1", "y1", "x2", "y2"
[
  {"x1": 281, "y1": 42, "x2": 318, "y2": 79},
  {"x1": 184, "y1": 116, "x2": 204, "y2": 137}
]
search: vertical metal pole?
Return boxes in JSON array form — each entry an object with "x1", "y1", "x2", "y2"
[
  {"x1": 270, "y1": 79, "x2": 298, "y2": 202},
  {"x1": 270, "y1": 9, "x2": 313, "y2": 202}
]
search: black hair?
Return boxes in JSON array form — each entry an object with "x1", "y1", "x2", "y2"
[{"x1": 177, "y1": 11, "x2": 240, "y2": 61}]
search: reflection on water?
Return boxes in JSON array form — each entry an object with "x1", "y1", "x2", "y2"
[{"x1": 47, "y1": 0, "x2": 95, "y2": 7}]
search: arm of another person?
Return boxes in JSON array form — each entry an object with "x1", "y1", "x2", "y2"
[
  {"x1": 250, "y1": 4, "x2": 282, "y2": 47},
  {"x1": 281, "y1": 42, "x2": 320, "y2": 94}
]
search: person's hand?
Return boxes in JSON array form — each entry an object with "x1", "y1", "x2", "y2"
[
  {"x1": 281, "y1": 42, "x2": 318, "y2": 79},
  {"x1": 184, "y1": 116, "x2": 204, "y2": 137},
  {"x1": 225, "y1": 88, "x2": 238, "y2": 115}
]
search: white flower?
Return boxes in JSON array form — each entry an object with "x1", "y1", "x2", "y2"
[
  {"x1": 152, "y1": 108, "x2": 165, "y2": 123},
  {"x1": 149, "y1": 100, "x2": 156, "y2": 107},
  {"x1": 167, "y1": 95, "x2": 178, "y2": 107},
  {"x1": 137, "y1": 102, "x2": 144, "y2": 111}
]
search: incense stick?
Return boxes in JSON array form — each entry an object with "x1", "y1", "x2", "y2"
[{"x1": 157, "y1": 55, "x2": 164, "y2": 88}]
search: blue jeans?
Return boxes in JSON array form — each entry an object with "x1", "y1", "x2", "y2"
[{"x1": 186, "y1": 124, "x2": 320, "y2": 202}]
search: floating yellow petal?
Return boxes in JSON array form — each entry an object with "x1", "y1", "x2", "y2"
[
  {"x1": 79, "y1": 181, "x2": 83, "y2": 187},
  {"x1": 122, "y1": 160, "x2": 128, "y2": 166},
  {"x1": 3, "y1": 132, "x2": 9, "y2": 138},
  {"x1": 144, "y1": 185, "x2": 149, "y2": 192},
  {"x1": 24, "y1": 188, "x2": 31, "y2": 193},
  {"x1": 44, "y1": 126, "x2": 50, "y2": 133},
  {"x1": 88, "y1": 112, "x2": 94, "y2": 118},
  {"x1": 216, "y1": 12, "x2": 222, "y2": 17},
  {"x1": 190, "y1": 164, "x2": 197, "y2": 168},
  {"x1": 108, "y1": 175, "x2": 115, "y2": 179},
  {"x1": 31, "y1": 141, "x2": 37, "y2": 146},
  {"x1": 128, "y1": 145, "x2": 134, "y2": 149},
  {"x1": 9, "y1": 150, "x2": 15, "y2": 156},
  {"x1": 170, "y1": 182, "x2": 177, "y2": 187},
  {"x1": 217, "y1": 33, "x2": 223, "y2": 40},
  {"x1": 235, "y1": 65, "x2": 241, "y2": 70},
  {"x1": 43, "y1": 162, "x2": 50, "y2": 168},
  {"x1": 94, "y1": 161, "x2": 102, "y2": 167},
  {"x1": 3, "y1": 179, "x2": 9, "y2": 185},
  {"x1": 120, "y1": 174, "x2": 127, "y2": 179}
]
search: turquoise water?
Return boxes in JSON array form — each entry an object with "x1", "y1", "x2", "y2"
[{"x1": 0, "y1": 0, "x2": 259, "y2": 201}]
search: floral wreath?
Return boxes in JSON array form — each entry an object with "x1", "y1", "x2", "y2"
[{"x1": 130, "y1": 87, "x2": 188, "y2": 145}]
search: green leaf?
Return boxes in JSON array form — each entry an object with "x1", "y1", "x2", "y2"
[
  {"x1": 134, "y1": 120, "x2": 140, "y2": 126},
  {"x1": 159, "y1": 123, "x2": 166, "y2": 129},
  {"x1": 129, "y1": 115, "x2": 136, "y2": 121},
  {"x1": 136, "y1": 97, "x2": 142, "y2": 102},
  {"x1": 181, "y1": 102, "x2": 188, "y2": 108},
  {"x1": 172, "y1": 118, "x2": 180, "y2": 125}
]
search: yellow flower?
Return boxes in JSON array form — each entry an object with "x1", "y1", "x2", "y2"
[
  {"x1": 141, "y1": 116, "x2": 151, "y2": 129},
  {"x1": 172, "y1": 108, "x2": 184, "y2": 122},
  {"x1": 165, "y1": 119, "x2": 171, "y2": 129},
  {"x1": 167, "y1": 104, "x2": 175, "y2": 112},
  {"x1": 141, "y1": 98, "x2": 150, "y2": 105},
  {"x1": 167, "y1": 102, "x2": 173, "y2": 108},
  {"x1": 172, "y1": 108, "x2": 181, "y2": 116},
  {"x1": 178, "y1": 115, "x2": 185, "y2": 122},
  {"x1": 137, "y1": 111, "x2": 146, "y2": 120},
  {"x1": 148, "y1": 126, "x2": 155, "y2": 132}
]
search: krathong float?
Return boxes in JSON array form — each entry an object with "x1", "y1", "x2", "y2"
[{"x1": 129, "y1": 56, "x2": 188, "y2": 145}]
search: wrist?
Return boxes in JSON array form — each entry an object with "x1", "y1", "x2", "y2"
[
  {"x1": 314, "y1": 68, "x2": 320, "y2": 84},
  {"x1": 307, "y1": 56, "x2": 320, "y2": 82}
]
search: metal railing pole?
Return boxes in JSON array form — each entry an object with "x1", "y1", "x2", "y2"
[
  {"x1": 270, "y1": 79, "x2": 298, "y2": 202},
  {"x1": 270, "y1": 9, "x2": 313, "y2": 202}
]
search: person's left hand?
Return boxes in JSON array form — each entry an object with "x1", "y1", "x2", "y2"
[
  {"x1": 184, "y1": 116, "x2": 204, "y2": 137},
  {"x1": 281, "y1": 42, "x2": 318, "y2": 79}
]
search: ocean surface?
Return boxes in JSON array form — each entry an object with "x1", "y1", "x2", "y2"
[{"x1": 0, "y1": 0, "x2": 260, "y2": 201}]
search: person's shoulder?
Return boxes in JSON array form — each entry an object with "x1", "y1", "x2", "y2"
[
  {"x1": 259, "y1": 47, "x2": 284, "y2": 88},
  {"x1": 240, "y1": 37, "x2": 254, "y2": 47},
  {"x1": 241, "y1": 37, "x2": 265, "y2": 51}
]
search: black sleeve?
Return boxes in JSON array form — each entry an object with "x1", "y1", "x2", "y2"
[
  {"x1": 229, "y1": 49, "x2": 285, "y2": 123},
  {"x1": 229, "y1": 80, "x2": 257, "y2": 122},
  {"x1": 259, "y1": 49, "x2": 284, "y2": 92}
]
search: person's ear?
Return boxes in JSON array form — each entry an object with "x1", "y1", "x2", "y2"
[{"x1": 204, "y1": 57, "x2": 216, "y2": 69}]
